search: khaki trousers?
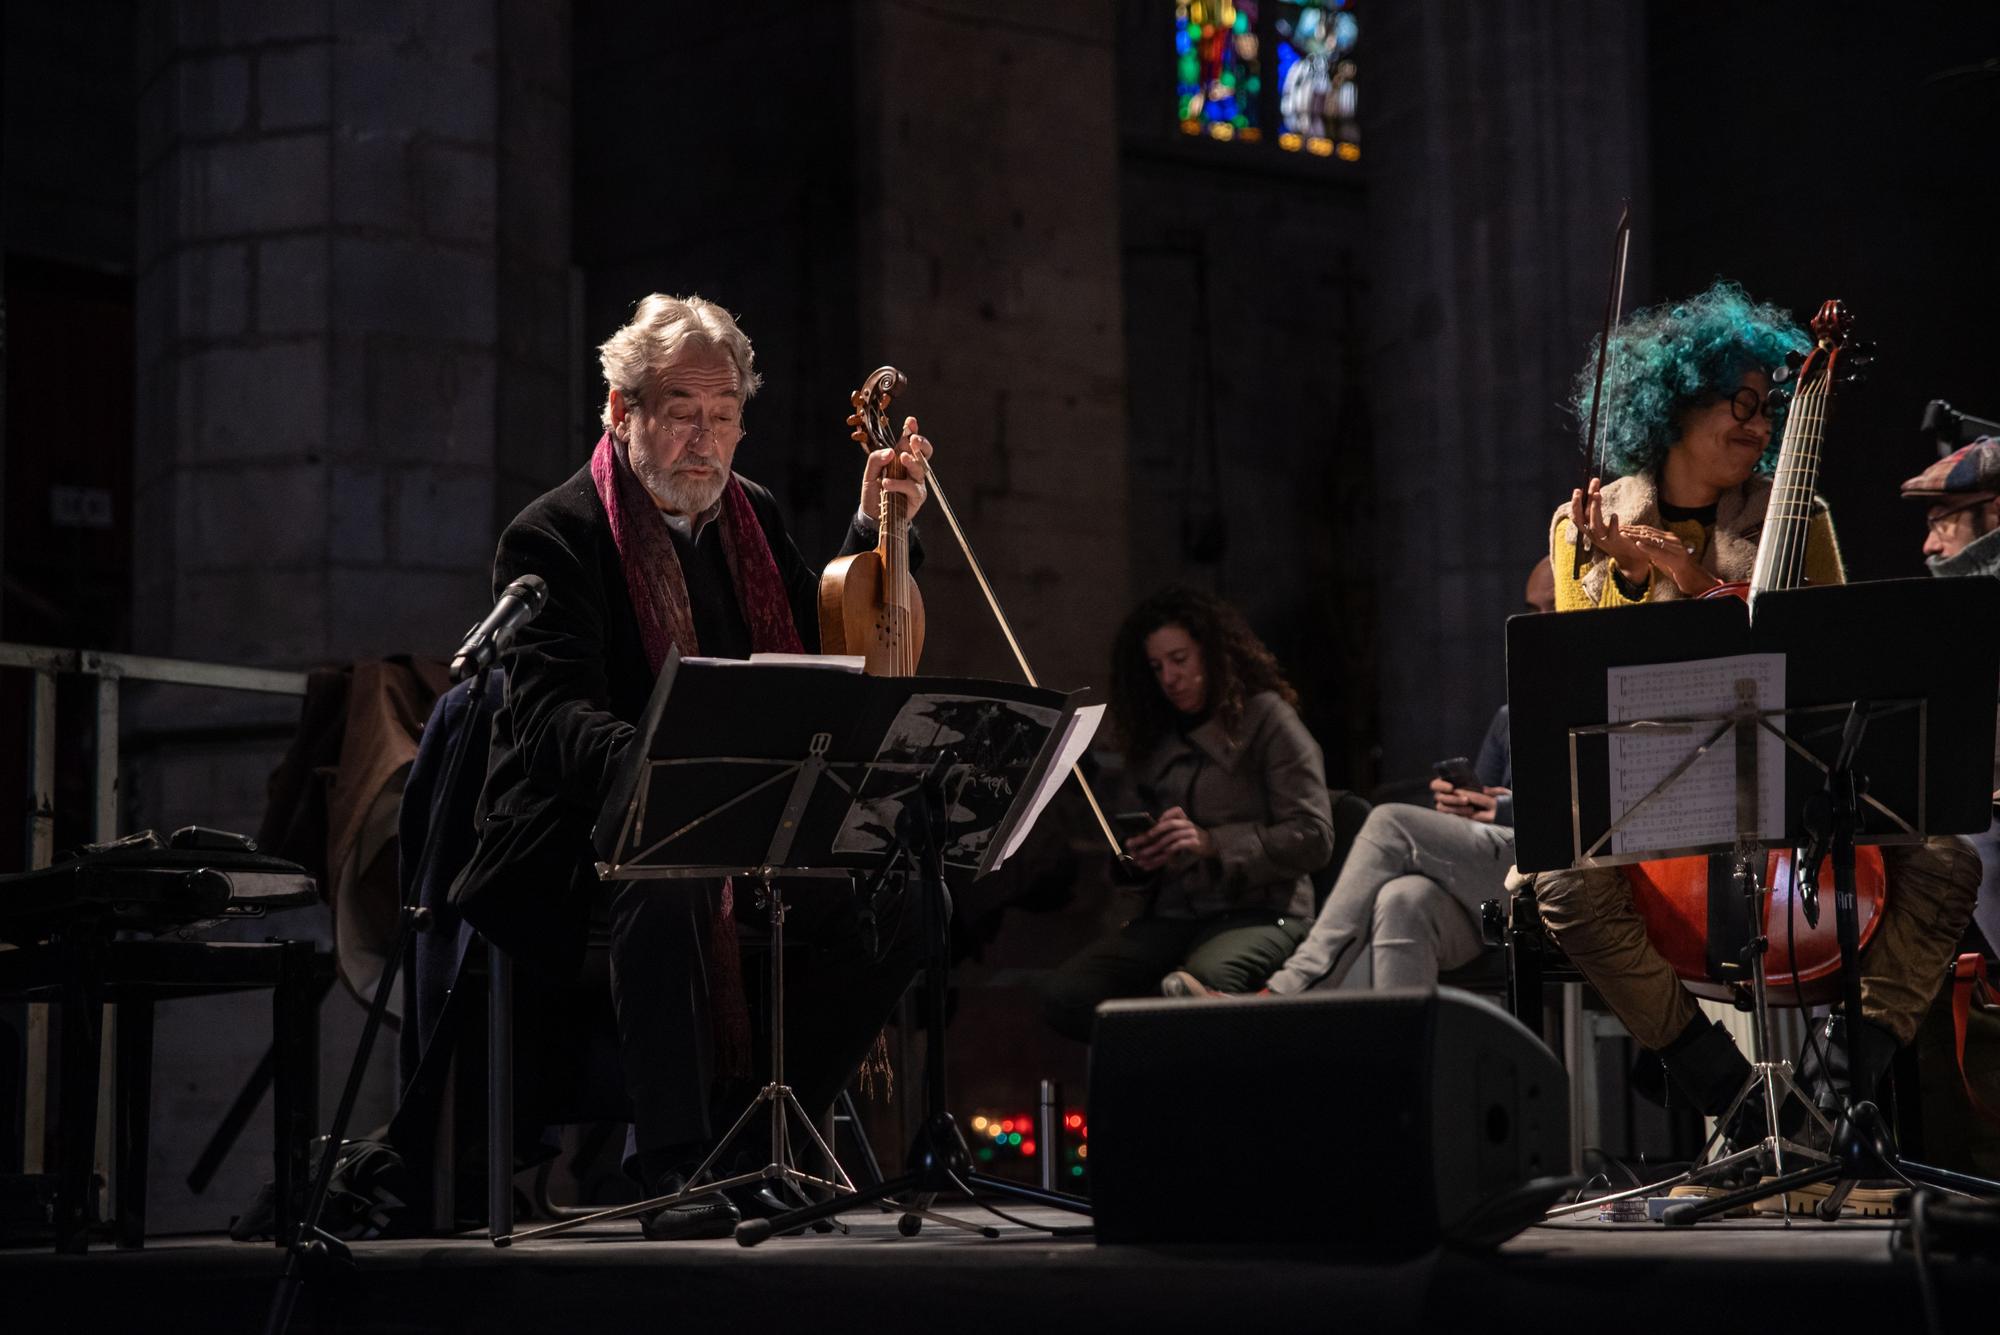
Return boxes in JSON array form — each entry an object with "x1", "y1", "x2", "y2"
[{"x1": 1531, "y1": 835, "x2": 1979, "y2": 1049}]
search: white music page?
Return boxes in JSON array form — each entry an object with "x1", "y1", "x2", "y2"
[{"x1": 1604, "y1": 653, "x2": 1786, "y2": 856}]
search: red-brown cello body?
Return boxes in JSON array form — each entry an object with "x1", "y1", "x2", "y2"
[{"x1": 1624, "y1": 300, "x2": 1886, "y2": 1005}]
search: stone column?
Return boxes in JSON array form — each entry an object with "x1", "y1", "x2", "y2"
[
  {"x1": 133, "y1": 0, "x2": 573, "y2": 680},
  {"x1": 1364, "y1": 0, "x2": 1650, "y2": 775},
  {"x1": 127, "y1": 0, "x2": 570, "y2": 1231}
]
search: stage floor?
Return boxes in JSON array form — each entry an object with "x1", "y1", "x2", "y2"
[{"x1": 6, "y1": 1205, "x2": 1990, "y2": 1333}]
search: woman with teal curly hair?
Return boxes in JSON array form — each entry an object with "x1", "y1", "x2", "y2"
[
  {"x1": 1550, "y1": 280, "x2": 1844, "y2": 610},
  {"x1": 1534, "y1": 286, "x2": 1979, "y2": 1177}
]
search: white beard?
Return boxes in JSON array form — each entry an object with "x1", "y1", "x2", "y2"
[{"x1": 631, "y1": 448, "x2": 728, "y2": 516}]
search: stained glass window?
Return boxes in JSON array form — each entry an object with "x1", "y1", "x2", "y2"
[
  {"x1": 1177, "y1": 1, "x2": 1358, "y2": 160},
  {"x1": 1275, "y1": 1, "x2": 1359, "y2": 159},
  {"x1": 1176, "y1": 2, "x2": 1263, "y2": 143}
]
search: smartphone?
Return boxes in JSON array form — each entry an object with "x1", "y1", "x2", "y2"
[
  {"x1": 1432, "y1": 756, "x2": 1483, "y2": 791},
  {"x1": 1112, "y1": 810, "x2": 1156, "y2": 843}
]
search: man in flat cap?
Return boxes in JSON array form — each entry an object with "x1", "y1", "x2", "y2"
[{"x1": 1904, "y1": 436, "x2": 2000, "y2": 951}]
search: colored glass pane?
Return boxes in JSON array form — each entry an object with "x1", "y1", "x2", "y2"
[
  {"x1": 1175, "y1": 1, "x2": 1262, "y2": 135},
  {"x1": 1275, "y1": 1, "x2": 1360, "y2": 158}
]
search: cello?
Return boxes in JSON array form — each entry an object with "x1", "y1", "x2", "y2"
[{"x1": 1624, "y1": 299, "x2": 1885, "y2": 1004}]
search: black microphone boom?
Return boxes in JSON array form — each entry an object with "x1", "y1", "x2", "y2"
[{"x1": 451, "y1": 574, "x2": 548, "y2": 680}]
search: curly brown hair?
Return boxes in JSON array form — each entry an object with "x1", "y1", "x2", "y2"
[{"x1": 1109, "y1": 587, "x2": 1299, "y2": 761}]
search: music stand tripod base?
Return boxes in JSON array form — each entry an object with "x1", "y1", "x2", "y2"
[
  {"x1": 735, "y1": 758, "x2": 1092, "y2": 1247},
  {"x1": 495, "y1": 876, "x2": 856, "y2": 1246},
  {"x1": 1546, "y1": 852, "x2": 1837, "y2": 1224}
]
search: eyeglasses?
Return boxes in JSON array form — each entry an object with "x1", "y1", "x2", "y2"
[
  {"x1": 1926, "y1": 496, "x2": 1994, "y2": 535},
  {"x1": 655, "y1": 418, "x2": 743, "y2": 447},
  {"x1": 1717, "y1": 386, "x2": 1777, "y2": 423}
]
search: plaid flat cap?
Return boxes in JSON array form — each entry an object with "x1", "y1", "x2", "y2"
[{"x1": 1901, "y1": 438, "x2": 2000, "y2": 500}]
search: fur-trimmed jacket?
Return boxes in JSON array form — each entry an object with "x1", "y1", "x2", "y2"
[{"x1": 1549, "y1": 472, "x2": 1843, "y2": 610}]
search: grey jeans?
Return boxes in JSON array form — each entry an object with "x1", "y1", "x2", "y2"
[{"x1": 1266, "y1": 803, "x2": 1512, "y2": 994}]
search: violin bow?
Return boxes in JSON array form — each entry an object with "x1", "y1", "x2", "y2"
[
  {"x1": 845, "y1": 402, "x2": 1125, "y2": 858},
  {"x1": 1575, "y1": 201, "x2": 1633, "y2": 578}
]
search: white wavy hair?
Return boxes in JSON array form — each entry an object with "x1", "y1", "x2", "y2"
[{"x1": 597, "y1": 293, "x2": 762, "y2": 427}]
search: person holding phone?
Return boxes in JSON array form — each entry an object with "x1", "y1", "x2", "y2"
[
  {"x1": 1039, "y1": 588, "x2": 1334, "y2": 1042},
  {"x1": 1162, "y1": 558, "x2": 1553, "y2": 998}
]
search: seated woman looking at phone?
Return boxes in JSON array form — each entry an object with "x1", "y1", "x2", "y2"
[
  {"x1": 1163, "y1": 558, "x2": 1554, "y2": 998},
  {"x1": 1165, "y1": 711, "x2": 1516, "y2": 996},
  {"x1": 1039, "y1": 588, "x2": 1334, "y2": 1041}
]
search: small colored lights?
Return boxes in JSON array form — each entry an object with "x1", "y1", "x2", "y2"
[
  {"x1": 1021, "y1": 1141, "x2": 1036, "y2": 1157},
  {"x1": 1000, "y1": 1119, "x2": 1014, "y2": 1134},
  {"x1": 1007, "y1": 1132, "x2": 1022, "y2": 1146},
  {"x1": 978, "y1": 1147, "x2": 994, "y2": 1162},
  {"x1": 1336, "y1": 142, "x2": 1360, "y2": 161},
  {"x1": 972, "y1": 1116, "x2": 987, "y2": 1131},
  {"x1": 1078, "y1": 1145, "x2": 1088, "y2": 1160},
  {"x1": 1209, "y1": 123, "x2": 1235, "y2": 141},
  {"x1": 1305, "y1": 136, "x2": 1334, "y2": 157},
  {"x1": 1279, "y1": 132, "x2": 1303, "y2": 152},
  {"x1": 1064, "y1": 1113, "x2": 1082, "y2": 1130},
  {"x1": 1071, "y1": 1165, "x2": 1084, "y2": 1177}
]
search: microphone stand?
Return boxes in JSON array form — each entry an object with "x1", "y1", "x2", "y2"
[{"x1": 261, "y1": 664, "x2": 494, "y2": 1335}]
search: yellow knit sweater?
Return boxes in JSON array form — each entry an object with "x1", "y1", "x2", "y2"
[{"x1": 1552, "y1": 511, "x2": 1845, "y2": 611}]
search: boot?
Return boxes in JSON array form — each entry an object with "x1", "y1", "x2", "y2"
[
  {"x1": 1751, "y1": 1015, "x2": 1908, "y2": 1218},
  {"x1": 1659, "y1": 1018, "x2": 1754, "y2": 1125},
  {"x1": 1799, "y1": 1013, "x2": 1900, "y2": 1123},
  {"x1": 1658, "y1": 1019, "x2": 1766, "y2": 1208}
]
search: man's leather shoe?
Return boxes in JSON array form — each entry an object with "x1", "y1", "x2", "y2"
[{"x1": 638, "y1": 1175, "x2": 740, "y2": 1241}]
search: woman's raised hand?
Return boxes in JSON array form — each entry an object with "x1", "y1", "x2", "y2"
[{"x1": 1570, "y1": 478, "x2": 1651, "y2": 586}]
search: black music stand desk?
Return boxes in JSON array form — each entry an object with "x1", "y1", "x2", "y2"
[{"x1": 498, "y1": 652, "x2": 1090, "y2": 1245}]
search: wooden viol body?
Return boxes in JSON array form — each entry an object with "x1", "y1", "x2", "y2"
[{"x1": 819, "y1": 367, "x2": 927, "y2": 676}]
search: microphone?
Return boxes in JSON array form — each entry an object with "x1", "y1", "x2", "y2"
[{"x1": 450, "y1": 574, "x2": 548, "y2": 681}]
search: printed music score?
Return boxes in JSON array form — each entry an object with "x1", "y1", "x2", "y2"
[
  {"x1": 996, "y1": 705, "x2": 1106, "y2": 868},
  {"x1": 1604, "y1": 653, "x2": 1786, "y2": 855}
]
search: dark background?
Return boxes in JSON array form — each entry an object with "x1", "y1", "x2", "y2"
[{"x1": 3, "y1": 0, "x2": 1997, "y2": 1226}]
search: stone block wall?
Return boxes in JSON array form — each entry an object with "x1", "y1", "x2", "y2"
[
  {"x1": 120, "y1": 0, "x2": 573, "y2": 1233},
  {"x1": 853, "y1": 0, "x2": 1131, "y2": 702},
  {"x1": 133, "y1": 0, "x2": 570, "y2": 670}
]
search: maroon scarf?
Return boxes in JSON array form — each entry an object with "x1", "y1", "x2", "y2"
[{"x1": 591, "y1": 431, "x2": 803, "y2": 1075}]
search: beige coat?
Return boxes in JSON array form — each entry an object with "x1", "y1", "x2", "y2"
[{"x1": 1131, "y1": 690, "x2": 1333, "y2": 920}]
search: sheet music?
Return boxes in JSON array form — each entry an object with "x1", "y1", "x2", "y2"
[
  {"x1": 677, "y1": 653, "x2": 867, "y2": 671},
  {"x1": 1604, "y1": 653, "x2": 1785, "y2": 855},
  {"x1": 994, "y1": 704, "x2": 1106, "y2": 869}
]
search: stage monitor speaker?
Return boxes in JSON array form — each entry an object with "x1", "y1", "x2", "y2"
[{"x1": 1088, "y1": 986, "x2": 1572, "y2": 1250}]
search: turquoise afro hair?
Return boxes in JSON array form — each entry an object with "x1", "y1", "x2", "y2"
[{"x1": 1572, "y1": 280, "x2": 1810, "y2": 479}]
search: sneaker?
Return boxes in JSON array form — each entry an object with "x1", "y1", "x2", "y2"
[
  {"x1": 638, "y1": 1173, "x2": 741, "y2": 1241},
  {"x1": 1159, "y1": 972, "x2": 1274, "y2": 998},
  {"x1": 1752, "y1": 1179, "x2": 1905, "y2": 1218},
  {"x1": 1666, "y1": 1178, "x2": 1759, "y2": 1218},
  {"x1": 1666, "y1": 1145, "x2": 1770, "y2": 1218}
]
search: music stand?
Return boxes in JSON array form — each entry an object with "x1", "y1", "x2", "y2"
[
  {"x1": 496, "y1": 651, "x2": 1092, "y2": 1245},
  {"x1": 1509, "y1": 579, "x2": 2000, "y2": 1222}
]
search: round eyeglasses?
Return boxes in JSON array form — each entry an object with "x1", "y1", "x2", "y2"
[{"x1": 1718, "y1": 386, "x2": 1777, "y2": 423}]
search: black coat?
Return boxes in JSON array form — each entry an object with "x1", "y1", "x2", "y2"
[{"x1": 451, "y1": 463, "x2": 881, "y2": 974}]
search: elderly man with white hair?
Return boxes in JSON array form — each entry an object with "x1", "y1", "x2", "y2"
[{"x1": 455, "y1": 294, "x2": 933, "y2": 1238}]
